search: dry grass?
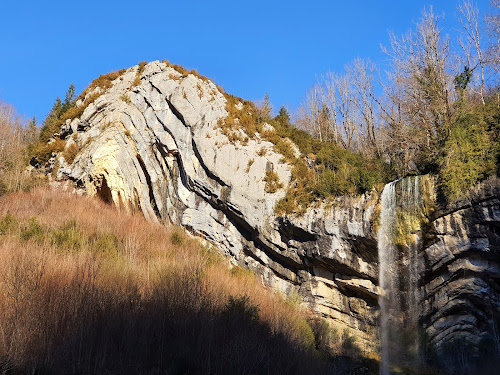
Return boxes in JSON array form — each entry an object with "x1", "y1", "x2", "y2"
[
  {"x1": 0, "y1": 188, "x2": 328, "y2": 374},
  {"x1": 62, "y1": 142, "x2": 80, "y2": 164}
]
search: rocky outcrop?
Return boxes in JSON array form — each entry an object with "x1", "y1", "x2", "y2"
[
  {"x1": 421, "y1": 177, "x2": 500, "y2": 357},
  {"x1": 51, "y1": 61, "x2": 381, "y2": 351},
  {"x1": 46, "y1": 61, "x2": 500, "y2": 358}
]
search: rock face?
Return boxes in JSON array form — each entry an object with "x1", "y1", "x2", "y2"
[
  {"x1": 48, "y1": 61, "x2": 500, "y2": 358},
  {"x1": 52, "y1": 61, "x2": 381, "y2": 350},
  {"x1": 421, "y1": 177, "x2": 500, "y2": 360}
]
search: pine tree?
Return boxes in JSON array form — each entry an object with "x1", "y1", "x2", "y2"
[
  {"x1": 275, "y1": 106, "x2": 291, "y2": 127},
  {"x1": 258, "y1": 93, "x2": 273, "y2": 122},
  {"x1": 39, "y1": 97, "x2": 63, "y2": 143},
  {"x1": 61, "y1": 83, "x2": 76, "y2": 114}
]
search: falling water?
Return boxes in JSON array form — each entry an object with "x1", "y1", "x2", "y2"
[
  {"x1": 378, "y1": 181, "x2": 397, "y2": 375},
  {"x1": 378, "y1": 176, "x2": 423, "y2": 375}
]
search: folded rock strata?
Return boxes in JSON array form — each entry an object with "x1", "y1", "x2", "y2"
[{"x1": 47, "y1": 61, "x2": 500, "y2": 356}]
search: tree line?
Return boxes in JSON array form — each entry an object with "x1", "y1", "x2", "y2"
[{"x1": 293, "y1": 1, "x2": 500, "y2": 201}]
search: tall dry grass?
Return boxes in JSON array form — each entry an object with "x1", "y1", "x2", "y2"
[{"x1": 0, "y1": 187, "x2": 329, "y2": 374}]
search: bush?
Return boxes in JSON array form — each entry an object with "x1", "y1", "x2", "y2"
[
  {"x1": 223, "y1": 295, "x2": 260, "y2": 324},
  {"x1": 170, "y1": 230, "x2": 184, "y2": 245},
  {"x1": 93, "y1": 232, "x2": 119, "y2": 256},
  {"x1": 62, "y1": 142, "x2": 80, "y2": 164},
  {"x1": 20, "y1": 217, "x2": 45, "y2": 243},
  {"x1": 264, "y1": 170, "x2": 283, "y2": 193},
  {"x1": 308, "y1": 318, "x2": 331, "y2": 352},
  {"x1": 439, "y1": 112, "x2": 497, "y2": 201},
  {"x1": 30, "y1": 138, "x2": 66, "y2": 164},
  {"x1": 0, "y1": 213, "x2": 18, "y2": 235},
  {"x1": 51, "y1": 220, "x2": 84, "y2": 251}
]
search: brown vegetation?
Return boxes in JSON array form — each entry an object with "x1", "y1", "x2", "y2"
[
  {"x1": 62, "y1": 142, "x2": 80, "y2": 164},
  {"x1": 0, "y1": 188, "x2": 331, "y2": 374},
  {"x1": 77, "y1": 69, "x2": 126, "y2": 103},
  {"x1": 264, "y1": 170, "x2": 283, "y2": 193},
  {"x1": 0, "y1": 101, "x2": 45, "y2": 196}
]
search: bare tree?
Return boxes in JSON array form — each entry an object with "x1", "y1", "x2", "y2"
[
  {"x1": 0, "y1": 100, "x2": 38, "y2": 194},
  {"x1": 335, "y1": 73, "x2": 359, "y2": 151},
  {"x1": 381, "y1": 7, "x2": 453, "y2": 174},
  {"x1": 296, "y1": 84, "x2": 323, "y2": 141},
  {"x1": 486, "y1": 0, "x2": 500, "y2": 76},
  {"x1": 457, "y1": 0, "x2": 487, "y2": 104},
  {"x1": 0, "y1": 100, "x2": 24, "y2": 193},
  {"x1": 346, "y1": 58, "x2": 380, "y2": 155},
  {"x1": 321, "y1": 71, "x2": 341, "y2": 145},
  {"x1": 297, "y1": 58, "x2": 382, "y2": 157}
]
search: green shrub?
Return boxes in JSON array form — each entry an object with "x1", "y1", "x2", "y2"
[
  {"x1": 229, "y1": 265, "x2": 253, "y2": 278},
  {"x1": 439, "y1": 112, "x2": 497, "y2": 201},
  {"x1": 223, "y1": 295, "x2": 260, "y2": 324},
  {"x1": 0, "y1": 214, "x2": 18, "y2": 235},
  {"x1": 308, "y1": 318, "x2": 331, "y2": 352},
  {"x1": 51, "y1": 220, "x2": 84, "y2": 251},
  {"x1": 93, "y1": 232, "x2": 119, "y2": 256},
  {"x1": 20, "y1": 217, "x2": 45, "y2": 243},
  {"x1": 170, "y1": 230, "x2": 184, "y2": 246},
  {"x1": 264, "y1": 170, "x2": 283, "y2": 193},
  {"x1": 31, "y1": 138, "x2": 66, "y2": 164},
  {"x1": 273, "y1": 138, "x2": 296, "y2": 162},
  {"x1": 293, "y1": 318, "x2": 316, "y2": 350},
  {"x1": 275, "y1": 194, "x2": 296, "y2": 215}
]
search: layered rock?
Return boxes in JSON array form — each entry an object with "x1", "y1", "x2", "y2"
[
  {"x1": 421, "y1": 177, "x2": 500, "y2": 358},
  {"x1": 46, "y1": 61, "x2": 500, "y2": 358},
  {"x1": 52, "y1": 61, "x2": 381, "y2": 350}
]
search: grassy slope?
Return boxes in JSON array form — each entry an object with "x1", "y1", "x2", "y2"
[{"x1": 0, "y1": 188, "x2": 334, "y2": 375}]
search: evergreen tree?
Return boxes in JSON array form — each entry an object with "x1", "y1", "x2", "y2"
[
  {"x1": 258, "y1": 93, "x2": 273, "y2": 123},
  {"x1": 40, "y1": 97, "x2": 63, "y2": 143},
  {"x1": 61, "y1": 83, "x2": 76, "y2": 114},
  {"x1": 24, "y1": 116, "x2": 39, "y2": 151},
  {"x1": 275, "y1": 106, "x2": 290, "y2": 127}
]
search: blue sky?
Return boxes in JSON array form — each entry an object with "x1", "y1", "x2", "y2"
[{"x1": 0, "y1": 0, "x2": 494, "y2": 122}]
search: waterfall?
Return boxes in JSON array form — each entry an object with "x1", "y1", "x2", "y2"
[
  {"x1": 378, "y1": 181, "x2": 397, "y2": 375},
  {"x1": 378, "y1": 176, "x2": 423, "y2": 375}
]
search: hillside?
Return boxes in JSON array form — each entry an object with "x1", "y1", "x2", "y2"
[
  {"x1": 0, "y1": 187, "x2": 345, "y2": 374},
  {"x1": 14, "y1": 57, "x2": 498, "y2": 374},
  {"x1": 27, "y1": 60, "x2": 383, "y2": 353}
]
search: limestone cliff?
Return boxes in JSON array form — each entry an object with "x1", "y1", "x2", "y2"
[
  {"x1": 421, "y1": 177, "x2": 500, "y2": 357},
  {"x1": 46, "y1": 61, "x2": 380, "y2": 350},
  {"x1": 43, "y1": 61, "x2": 500, "y2": 357}
]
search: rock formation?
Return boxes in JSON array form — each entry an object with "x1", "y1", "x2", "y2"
[
  {"x1": 44, "y1": 61, "x2": 500, "y2": 361},
  {"x1": 421, "y1": 177, "x2": 500, "y2": 361}
]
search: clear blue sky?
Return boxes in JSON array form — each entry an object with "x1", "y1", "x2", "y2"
[{"x1": 0, "y1": 0, "x2": 493, "y2": 122}]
